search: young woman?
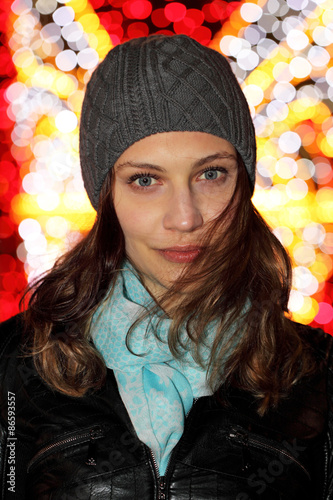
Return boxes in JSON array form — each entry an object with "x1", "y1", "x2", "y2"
[{"x1": 0, "y1": 34, "x2": 332, "y2": 500}]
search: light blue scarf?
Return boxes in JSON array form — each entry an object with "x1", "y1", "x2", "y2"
[{"x1": 91, "y1": 264, "x2": 219, "y2": 475}]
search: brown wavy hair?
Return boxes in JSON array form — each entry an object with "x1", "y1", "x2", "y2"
[{"x1": 22, "y1": 158, "x2": 318, "y2": 414}]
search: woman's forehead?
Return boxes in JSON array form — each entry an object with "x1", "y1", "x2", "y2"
[{"x1": 114, "y1": 131, "x2": 237, "y2": 166}]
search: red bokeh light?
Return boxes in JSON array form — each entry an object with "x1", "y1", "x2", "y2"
[
  {"x1": 0, "y1": 254, "x2": 16, "y2": 273},
  {"x1": 2, "y1": 272, "x2": 26, "y2": 293},
  {"x1": 0, "y1": 216, "x2": 14, "y2": 238},
  {"x1": 0, "y1": 89, "x2": 14, "y2": 130},
  {"x1": 0, "y1": 292, "x2": 20, "y2": 322},
  {"x1": 0, "y1": 47, "x2": 16, "y2": 78},
  {"x1": 192, "y1": 26, "x2": 212, "y2": 45},
  {"x1": 174, "y1": 9, "x2": 205, "y2": 36},
  {"x1": 202, "y1": 1, "x2": 238, "y2": 23},
  {"x1": 108, "y1": 25, "x2": 124, "y2": 44},
  {"x1": 90, "y1": 0, "x2": 106, "y2": 8},
  {"x1": 315, "y1": 302, "x2": 333, "y2": 325},
  {"x1": 202, "y1": 3, "x2": 217, "y2": 23},
  {"x1": 99, "y1": 11, "x2": 123, "y2": 31},
  {"x1": 0, "y1": 161, "x2": 17, "y2": 181},
  {"x1": 151, "y1": 8, "x2": 170, "y2": 28},
  {"x1": 127, "y1": 21, "x2": 149, "y2": 38},
  {"x1": 110, "y1": 32, "x2": 123, "y2": 45},
  {"x1": 212, "y1": 1, "x2": 239, "y2": 21},
  {"x1": 164, "y1": 3, "x2": 187, "y2": 23},
  {"x1": 0, "y1": 176, "x2": 8, "y2": 196},
  {"x1": 154, "y1": 30, "x2": 174, "y2": 36},
  {"x1": 174, "y1": 19, "x2": 194, "y2": 36},
  {"x1": 123, "y1": 0, "x2": 152, "y2": 20},
  {"x1": 108, "y1": 0, "x2": 127, "y2": 7},
  {"x1": 186, "y1": 9, "x2": 205, "y2": 27}
]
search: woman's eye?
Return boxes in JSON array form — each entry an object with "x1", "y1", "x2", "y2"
[
  {"x1": 198, "y1": 168, "x2": 225, "y2": 181},
  {"x1": 128, "y1": 173, "x2": 160, "y2": 188},
  {"x1": 136, "y1": 176, "x2": 154, "y2": 187}
]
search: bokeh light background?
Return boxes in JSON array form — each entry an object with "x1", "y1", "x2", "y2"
[{"x1": 0, "y1": 0, "x2": 332, "y2": 332}]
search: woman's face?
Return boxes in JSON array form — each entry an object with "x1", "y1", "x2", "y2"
[{"x1": 113, "y1": 131, "x2": 238, "y2": 297}]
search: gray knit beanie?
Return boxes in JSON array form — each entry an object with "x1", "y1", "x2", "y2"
[{"x1": 80, "y1": 34, "x2": 256, "y2": 210}]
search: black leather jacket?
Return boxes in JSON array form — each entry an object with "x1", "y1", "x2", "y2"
[{"x1": 1, "y1": 314, "x2": 333, "y2": 499}]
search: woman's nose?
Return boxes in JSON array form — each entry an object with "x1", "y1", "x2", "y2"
[{"x1": 162, "y1": 189, "x2": 204, "y2": 232}]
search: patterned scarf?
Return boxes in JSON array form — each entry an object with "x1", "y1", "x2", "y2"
[{"x1": 91, "y1": 264, "x2": 223, "y2": 475}]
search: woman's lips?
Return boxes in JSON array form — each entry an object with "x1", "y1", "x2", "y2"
[{"x1": 156, "y1": 246, "x2": 202, "y2": 263}]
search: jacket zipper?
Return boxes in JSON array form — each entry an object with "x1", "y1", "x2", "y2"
[
  {"x1": 228, "y1": 426, "x2": 310, "y2": 479},
  {"x1": 149, "y1": 398, "x2": 199, "y2": 500},
  {"x1": 149, "y1": 450, "x2": 166, "y2": 500},
  {"x1": 27, "y1": 426, "x2": 103, "y2": 473}
]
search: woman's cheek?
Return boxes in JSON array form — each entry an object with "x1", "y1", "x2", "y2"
[{"x1": 118, "y1": 205, "x2": 160, "y2": 237}]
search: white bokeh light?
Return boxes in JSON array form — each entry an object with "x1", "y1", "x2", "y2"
[
  {"x1": 62, "y1": 22, "x2": 84, "y2": 43},
  {"x1": 286, "y1": 178, "x2": 308, "y2": 200},
  {"x1": 272, "y1": 82, "x2": 296, "y2": 102},
  {"x1": 257, "y1": 155, "x2": 276, "y2": 178},
  {"x1": 55, "y1": 49, "x2": 77, "y2": 71},
  {"x1": 293, "y1": 267, "x2": 315, "y2": 292},
  {"x1": 273, "y1": 226, "x2": 294, "y2": 246},
  {"x1": 52, "y1": 6, "x2": 75, "y2": 26},
  {"x1": 276, "y1": 157, "x2": 297, "y2": 179},
  {"x1": 240, "y1": 3, "x2": 263, "y2": 22},
  {"x1": 303, "y1": 223, "x2": 326, "y2": 245},
  {"x1": 11, "y1": 0, "x2": 32, "y2": 15},
  {"x1": 308, "y1": 46, "x2": 330, "y2": 68},
  {"x1": 243, "y1": 84, "x2": 264, "y2": 106},
  {"x1": 287, "y1": 0, "x2": 308, "y2": 8},
  {"x1": 289, "y1": 57, "x2": 312, "y2": 78},
  {"x1": 36, "y1": 0, "x2": 57, "y2": 15},
  {"x1": 46, "y1": 216, "x2": 69, "y2": 238},
  {"x1": 286, "y1": 29, "x2": 309, "y2": 51},
  {"x1": 18, "y1": 218, "x2": 42, "y2": 240},
  {"x1": 288, "y1": 289, "x2": 305, "y2": 312},
  {"x1": 55, "y1": 110, "x2": 78, "y2": 133},
  {"x1": 266, "y1": 100, "x2": 289, "y2": 121},
  {"x1": 77, "y1": 48, "x2": 99, "y2": 70},
  {"x1": 37, "y1": 192, "x2": 60, "y2": 211},
  {"x1": 313, "y1": 26, "x2": 333, "y2": 47},
  {"x1": 40, "y1": 23, "x2": 61, "y2": 43},
  {"x1": 237, "y1": 49, "x2": 259, "y2": 71},
  {"x1": 220, "y1": 36, "x2": 250, "y2": 57},
  {"x1": 278, "y1": 131, "x2": 301, "y2": 153},
  {"x1": 273, "y1": 61, "x2": 293, "y2": 82},
  {"x1": 24, "y1": 233, "x2": 48, "y2": 255}
]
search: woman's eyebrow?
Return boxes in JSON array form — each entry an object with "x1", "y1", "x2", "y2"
[
  {"x1": 115, "y1": 161, "x2": 167, "y2": 173},
  {"x1": 193, "y1": 152, "x2": 237, "y2": 168},
  {"x1": 115, "y1": 152, "x2": 237, "y2": 173}
]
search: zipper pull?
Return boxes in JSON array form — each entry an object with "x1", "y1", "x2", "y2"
[
  {"x1": 228, "y1": 427, "x2": 251, "y2": 472},
  {"x1": 85, "y1": 428, "x2": 100, "y2": 466}
]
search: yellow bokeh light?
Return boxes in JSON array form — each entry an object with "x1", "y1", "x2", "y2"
[
  {"x1": 77, "y1": 13, "x2": 100, "y2": 33},
  {"x1": 66, "y1": 0, "x2": 88, "y2": 13},
  {"x1": 35, "y1": 117, "x2": 55, "y2": 137},
  {"x1": 292, "y1": 297, "x2": 319, "y2": 324},
  {"x1": 54, "y1": 74, "x2": 78, "y2": 98}
]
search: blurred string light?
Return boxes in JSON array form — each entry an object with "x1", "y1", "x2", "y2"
[
  {"x1": 5, "y1": 0, "x2": 111, "y2": 288},
  {"x1": 213, "y1": 0, "x2": 333, "y2": 326},
  {"x1": 1, "y1": 0, "x2": 333, "y2": 330}
]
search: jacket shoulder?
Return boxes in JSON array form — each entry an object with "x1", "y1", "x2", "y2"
[
  {"x1": 0, "y1": 314, "x2": 27, "y2": 389},
  {"x1": 0, "y1": 313, "x2": 25, "y2": 358},
  {"x1": 292, "y1": 320, "x2": 333, "y2": 362}
]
